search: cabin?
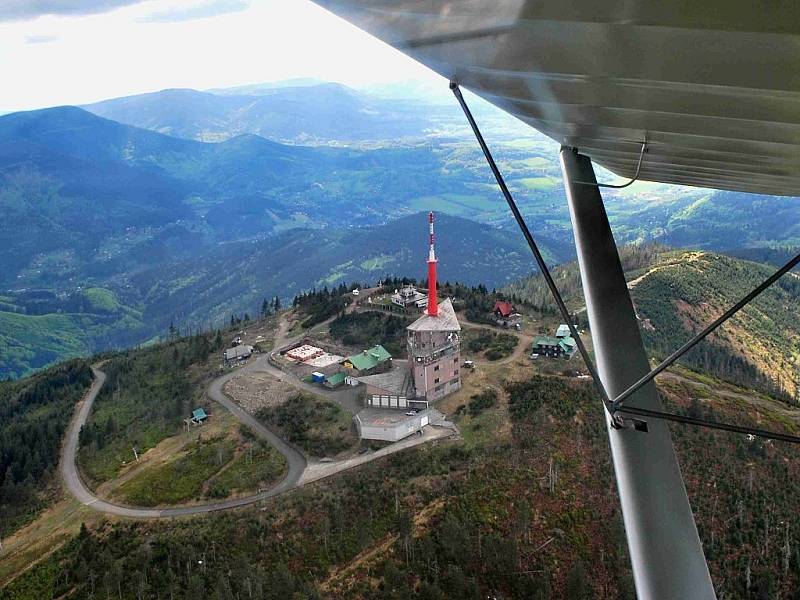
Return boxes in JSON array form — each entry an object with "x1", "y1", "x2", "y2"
[
  {"x1": 492, "y1": 300, "x2": 522, "y2": 328},
  {"x1": 191, "y1": 408, "x2": 208, "y2": 424},
  {"x1": 223, "y1": 344, "x2": 253, "y2": 363}
]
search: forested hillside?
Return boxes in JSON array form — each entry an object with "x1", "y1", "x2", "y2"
[
  {"x1": 506, "y1": 246, "x2": 800, "y2": 402},
  {"x1": 6, "y1": 371, "x2": 800, "y2": 599},
  {"x1": 77, "y1": 333, "x2": 225, "y2": 487},
  {"x1": 84, "y1": 83, "x2": 447, "y2": 143},
  {"x1": 3, "y1": 88, "x2": 800, "y2": 381},
  {"x1": 0, "y1": 361, "x2": 93, "y2": 536},
  {"x1": 632, "y1": 251, "x2": 800, "y2": 402}
]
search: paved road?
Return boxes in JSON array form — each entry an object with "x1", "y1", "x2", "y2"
[{"x1": 60, "y1": 362, "x2": 309, "y2": 517}]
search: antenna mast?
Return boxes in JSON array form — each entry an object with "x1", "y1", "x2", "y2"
[{"x1": 426, "y1": 212, "x2": 439, "y2": 316}]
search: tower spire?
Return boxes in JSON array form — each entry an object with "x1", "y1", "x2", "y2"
[{"x1": 427, "y1": 211, "x2": 439, "y2": 316}]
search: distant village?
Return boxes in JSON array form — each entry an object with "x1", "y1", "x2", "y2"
[{"x1": 211, "y1": 213, "x2": 579, "y2": 444}]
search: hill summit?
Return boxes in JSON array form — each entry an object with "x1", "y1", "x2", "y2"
[{"x1": 507, "y1": 246, "x2": 800, "y2": 402}]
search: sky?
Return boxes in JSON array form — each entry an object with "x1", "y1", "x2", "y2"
[{"x1": 0, "y1": 0, "x2": 442, "y2": 112}]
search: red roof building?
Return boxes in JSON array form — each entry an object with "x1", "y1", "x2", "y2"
[{"x1": 493, "y1": 301, "x2": 516, "y2": 318}]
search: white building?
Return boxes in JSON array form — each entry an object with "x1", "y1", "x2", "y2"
[{"x1": 355, "y1": 409, "x2": 429, "y2": 442}]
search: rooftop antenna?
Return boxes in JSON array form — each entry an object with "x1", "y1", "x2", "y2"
[{"x1": 426, "y1": 212, "x2": 439, "y2": 316}]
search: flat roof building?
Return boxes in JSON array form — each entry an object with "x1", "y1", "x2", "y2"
[
  {"x1": 355, "y1": 408, "x2": 430, "y2": 442},
  {"x1": 286, "y1": 344, "x2": 325, "y2": 362},
  {"x1": 224, "y1": 345, "x2": 253, "y2": 362}
]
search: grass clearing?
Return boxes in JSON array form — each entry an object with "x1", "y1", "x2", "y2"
[
  {"x1": 113, "y1": 436, "x2": 236, "y2": 507},
  {"x1": 207, "y1": 439, "x2": 287, "y2": 497},
  {"x1": 514, "y1": 176, "x2": 558, "y2": 191},
  {"x1": 462, "y1": 328, "x2": 519, "y2": 361}
]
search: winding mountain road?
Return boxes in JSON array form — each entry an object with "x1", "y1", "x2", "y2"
[
  {"x1": 60, "y1": 360, "x2": 308, "y2": 518},
  {"x1": 60, "y1": 312, "x2": 454, "y2": 518}
]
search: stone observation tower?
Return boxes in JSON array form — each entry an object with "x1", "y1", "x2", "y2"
[{"x1": 407, "y1": 212, "x2": 462, "y2": 402}]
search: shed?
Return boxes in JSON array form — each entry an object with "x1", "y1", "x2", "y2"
[
  {"x1": 324, "y1": 372, "x2": 346, "y2": 389},
  {"x1": 191, "y1": 408, "x2": 208, "y2": 423},
  {"x1": 224, "y1": 344, "x2": 253, "y2": 362}
]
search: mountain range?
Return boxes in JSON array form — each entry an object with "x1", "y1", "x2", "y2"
[
  {"x1": 83, "y1": 82, "x2": 456, "y2": 144},
  {"x1": 1, "y1": 80, "x2": 800, "y2": 378}
]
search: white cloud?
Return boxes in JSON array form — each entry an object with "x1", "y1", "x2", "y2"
[
  {"x1": 0, "y1": 0, "x2": 441, "y2": 113},
  {"x1": 0, "y1": 0, "x2": 146, "y2": 22},
  {"x1": 140, "y1": 0, "x2": 250, "y2": 23},
  {"x1": 25, "y1": 33, "x2": 58, "y2": 44}
]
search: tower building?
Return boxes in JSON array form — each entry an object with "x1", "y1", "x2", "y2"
[{"x1": 407, "y1": 213, "x2": 462, "y2": 402}]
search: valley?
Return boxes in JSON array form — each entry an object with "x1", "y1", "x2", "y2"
[
  {"x1": 3, "y1": 0, "x2": 799, "y2": 597},
  {"x1": 2, "y1": 82, "x2": 799, "y2": 378}
]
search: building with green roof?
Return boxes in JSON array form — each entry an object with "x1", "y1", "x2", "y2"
[
  {"x1": 342, "y1": 345, "x2": 393, "y2": 374},
  {"x1": 532, "y1": 335, "x2": 577, "y2": 359},
  {"x1": 324, "y1": 372, "x2": 347, "y2": 388},
  {"x1": 191, "y1": 408, "x2": 208, "y2": 423}
]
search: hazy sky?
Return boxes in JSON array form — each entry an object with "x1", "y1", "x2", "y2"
[{"x1": 0, "y1": 0, "x2": 441, "y2": 112}]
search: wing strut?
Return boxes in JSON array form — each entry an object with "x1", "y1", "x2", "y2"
[
  {"x1": 452, "y1": 82, "x2": 716, "y2": 599},
  {"x1": 452, "y1": 83, "x2": 800, "y2": 445},
  {"x1": 449, "y1": 82, "x2": 616, "y2": 419}
]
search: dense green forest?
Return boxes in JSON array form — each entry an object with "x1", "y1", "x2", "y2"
[
  {"x1": 504, "y1": 243, "x2": 665, "y2": 313},
  {"x1": 632, "y1": 252, "x2": 800, "y2": 402},
  {"x1": 292, "y1": 286, "x2": 353, "y2": 328},
  {"x1": 329, "y1": 311, "x2": 413, "y2": 357},
  {"x1": 0, "y1": 360, "x2": 93, "y2": 536},
  {"x1": 77, "y1": 333, "x2": 225, "y2": 486}
]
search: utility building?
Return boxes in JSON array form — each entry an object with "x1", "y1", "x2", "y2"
[
  {"x1": 342, "y1": 344, "x2": 392, "y2": 375},
  {"x1": 391, "y1": 285, "x2": 427, "y2": 310},
  {"x1": 407, "y1": 213, "x2": 462, "y2": 402}
]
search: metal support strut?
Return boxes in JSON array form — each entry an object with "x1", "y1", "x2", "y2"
[
  {"x1": 559, "y1": 146, "x2": 716, "y2": 600},
  {"x1": 451, "y1": 82, "x2": 715, "y2": 599},
  {"x1": 449, "y1": 82, "x2": 615, "y2": 419},
  {"x1": 452, "y1": 83, "x2": 800, "y2": 445}
]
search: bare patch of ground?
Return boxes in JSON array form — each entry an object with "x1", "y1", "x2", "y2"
[
  {"x1": 223, "y1": 372, "x2": 297, "y2": 414},
  {"x1": 320, "y1": 497, "x2": 447, "y2": 595},
  {"x1": 0, "y1": 496, "x2": 109, "y2": 587}
]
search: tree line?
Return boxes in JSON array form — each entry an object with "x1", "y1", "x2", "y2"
[{"x1": 0, "y1": 360, "x2": 93, "y2": 537}]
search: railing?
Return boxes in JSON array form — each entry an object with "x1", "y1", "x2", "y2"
[{"x1": 411, "y1": 343, "x2": 460, "y2": 365}]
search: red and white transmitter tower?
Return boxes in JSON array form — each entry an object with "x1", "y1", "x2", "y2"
[
  {"x1": 406, "y1": 211, "x2": 462, "y2": 403},
  {"x1": 426, "y1": 211, "x2": 439, "y2": 316}
]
